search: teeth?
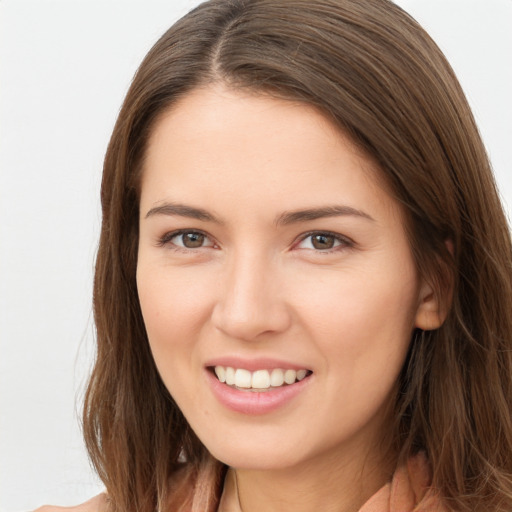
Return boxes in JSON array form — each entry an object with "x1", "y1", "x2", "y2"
[
  {"x1": 252, "y1": 369, "x2": 271, "y2": 389},
  {"x1": 296, "y1": 369, "x2": 307, "y2": 381},
  {"x1": 213, "y1": 366, "x2": 310, "y2": 390},
  {"x1": 235, "y1": 369, "x2": 252, "y2": 388},
  {"x1": 284, "y1": 369, "x2": 296, "y2": 384},
  {"x1": 225, "y1": 367, "x2": 235, "y2": 385},
  {"x1": 214, "y1": 366, "x2": 226, "y2": 383},
  {"x1": 270, "y1": 368, "x2": 284, "y2": 387}
]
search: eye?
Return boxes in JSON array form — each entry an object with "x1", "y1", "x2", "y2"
[
  {"x1": 158, "y1": 230, "x2": 215, "y2": 250},
  {"x1": 296, "y1": 232, "x2": 352, "y2": 251}
]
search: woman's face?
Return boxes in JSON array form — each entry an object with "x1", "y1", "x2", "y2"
[{"x1": 137, "y1": 85, "x2": 436, "y2": 471}]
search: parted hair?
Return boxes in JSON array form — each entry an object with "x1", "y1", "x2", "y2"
[{"x1": 83, "y1": 1, "x2": 512, "y2": 511}]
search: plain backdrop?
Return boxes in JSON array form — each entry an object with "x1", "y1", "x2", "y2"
[{"x1": 1, "y1": 1, "x2": 511, "y2": 511}]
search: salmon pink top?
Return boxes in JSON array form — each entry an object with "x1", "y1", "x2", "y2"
[
  {"x1": 217, "y1": 452, "x2": 446, "y2": 512},
  {"x1": 358, "y1": 452, "x2": 446, "y2": 512}
]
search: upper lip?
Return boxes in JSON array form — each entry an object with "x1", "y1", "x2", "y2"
[{"x1": 205, "y1": 356, "x2": 311, "y2": 372}]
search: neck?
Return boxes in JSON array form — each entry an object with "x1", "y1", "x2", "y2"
[{"x1": 226, "y1": 443, "x2": 394, "y2": 512}]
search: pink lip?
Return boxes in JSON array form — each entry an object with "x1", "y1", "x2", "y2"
[
  {"x1": 205, "y1": 368, "x2": 312, "y2": 415},
  {"x1": 205, "y1": 356, "x2": 309, "y2": 372}
]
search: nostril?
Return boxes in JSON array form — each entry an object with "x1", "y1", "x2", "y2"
[{"x1": 210, "y1": 281, "x2": 292, "y2": 341}]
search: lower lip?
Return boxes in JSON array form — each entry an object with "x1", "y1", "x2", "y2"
[{"x1": 205, "y1": 369, "x2": 312, "y2": 415}]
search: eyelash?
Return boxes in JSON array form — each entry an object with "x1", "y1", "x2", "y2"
[
  {"x1": 156, "y1": 229, "x2": 354, "y2": 254},
  {"x1": 294, "y1": 230, "x2": 354, "y2": 253},
  {"x1": 156, "y1": 229, "x2": 215, "y2": 252}
]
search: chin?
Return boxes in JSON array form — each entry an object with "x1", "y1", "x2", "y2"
[
  {"x1": 197, "y1": 428, "x2": 312, "y2": 470},
  {"x1": 212, "y1": 447, "x2": 304, "y2": 471}
]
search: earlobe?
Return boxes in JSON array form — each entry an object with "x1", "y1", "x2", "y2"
[
  {"x1": 414, "y1": 285, "x2": 446, "y2": 331},
  {"x1": 414, "y1": 280, "x2": 449, "y2": 331},
  {"x1": 415, "y1": 240, "x2": 454, "y2": 331}
]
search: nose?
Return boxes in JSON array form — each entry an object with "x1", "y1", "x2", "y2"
[{"x1": 211, "y1": 251, "x2": 292, "y2": 342}]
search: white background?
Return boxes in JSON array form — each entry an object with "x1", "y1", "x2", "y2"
[{"x1": 1, "y1": 1, "x2": 511, "y2": 511}]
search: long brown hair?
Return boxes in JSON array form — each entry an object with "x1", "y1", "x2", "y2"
[{"x1": 83, "y1": 1, "x2": 512, "y2": 511}]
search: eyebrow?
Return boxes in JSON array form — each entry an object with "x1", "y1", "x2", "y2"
[
  {"x1": 274, "y1": 205, "x2": 375, "y2": 225},
  {"x1": 145, "y1": 203, "x2": 221, "y2": 223},
  {"x1": 144, "y1": 202, "x2": 375, "y2": 225}
]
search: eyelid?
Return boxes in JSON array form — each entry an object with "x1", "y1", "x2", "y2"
[
  {"x1": 293, "y1": 230, "x2": 355, "y2": 252},
  {"x1": 155, "y1": 228, "x2": 353, "y2": 253},
  {"x1": 156, "y1": 228, "x2": 217, "y2": 250}
]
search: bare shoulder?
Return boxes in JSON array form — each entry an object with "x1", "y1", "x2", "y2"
[{"x1": 33, "y1": 493, "x2": 108, "y2": 512}]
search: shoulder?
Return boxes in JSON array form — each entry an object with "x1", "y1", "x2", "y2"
[{"x1": 33, "y1": 493, "x2": 108, "y2": 512}]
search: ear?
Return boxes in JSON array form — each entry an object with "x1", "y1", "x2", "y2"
[
  {"x1": 414, "y1": 280, "x2": 447, "y2": 331},
  {"x1": 414, "y1": 240, "x2": 454, "y2": 331}
]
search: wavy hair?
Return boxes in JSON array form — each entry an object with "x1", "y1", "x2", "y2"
[{"x1": 83, "y1": 1, "x2": 512, "y2": 510}]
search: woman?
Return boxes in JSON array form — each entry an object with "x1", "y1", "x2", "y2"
[{"x1": 38, "y1": 0, "x2": 512, "y2": 511}]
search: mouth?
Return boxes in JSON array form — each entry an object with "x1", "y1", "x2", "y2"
[{"x1": 209, "y1": 365, "x2": 313, "y2": 392}]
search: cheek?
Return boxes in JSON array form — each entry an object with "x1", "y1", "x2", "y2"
[
  {"x1": 297, "y1": 266, "x2": 417, "y2": 332},
  {"x1": 136, "y1": 264, "x2": 215, "y2": 380},
  {"x1": 138, "y1": 262, "x2": 213, "y2": 327},
  {"x1": 292, "y1": 260, "x2": 419, "y2": 385},
  {"x1": 293, "y1": 272, "x2": 417, "y2": 438}
]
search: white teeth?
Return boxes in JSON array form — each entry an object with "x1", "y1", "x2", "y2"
[
  {"x1": 252, "y1": 370, "x2": 271, "y2": 389},
  {"x1": 225, "y1": 367, "x2": 235, "y2": 385},
  {"x1": 284, "y1": 369, "x2": 297, "y2": 384},
  {"x1": 296, "y1": 369, "x2": 307, "y2": 381},
  {"x1": 214, "y1": 366, "x2": 226, "y2": 383},
  {"x1": 270, "y1": 368, "x2": 284, "y2": 387},
  {"x1": 213, "y1": 366, "x2": 310, "y2": 389},
  {"x1": 235, "y1": 368, "x2": 252, "y2": 388}
]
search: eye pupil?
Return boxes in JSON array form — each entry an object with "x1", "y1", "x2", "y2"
[
  {"x1": 182, "y1": 232, "x2": 205, "y2": 248},
  {"x1": 312, "y1": 234, "x2": 335, "y2": 250}
]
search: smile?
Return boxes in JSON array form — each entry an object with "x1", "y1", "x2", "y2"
[
  {"x1": 206, "y1": 364, "x2": 313, "y2": 414},
  {"x1": 213, "y1": 366, "x2": 311, "y2": 391}
]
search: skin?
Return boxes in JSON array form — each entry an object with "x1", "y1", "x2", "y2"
[
  {"x1": 135, "y1": 85, "x2": 444, "y2": 512},
  {"x1": 37, "y1": 85, "x2": 443, "y2": 512},
  {"x1": 35, "y1": 85, "x2": 444, "y2": 512}
]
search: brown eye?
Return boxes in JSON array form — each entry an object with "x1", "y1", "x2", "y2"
[
  {"x1": 161, "y1": 230, "x2": 214, "y2": 250},
  {"x1": 295, "y1": 232, "x2": 349, "y2": 252},
  {"x1": 311, "y1": 234, "x2": 336, "y2": 250},
  {"x1": 181, "y1": 232, "x2": 205, "y2": 248}
]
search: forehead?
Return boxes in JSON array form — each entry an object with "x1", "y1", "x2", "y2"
[
  {"x1": 140, "y1": 85, "x2": 399, "y2": 224},
  {"x1": 146, "y1": 85, "x2": 367, "y2": 164}
]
